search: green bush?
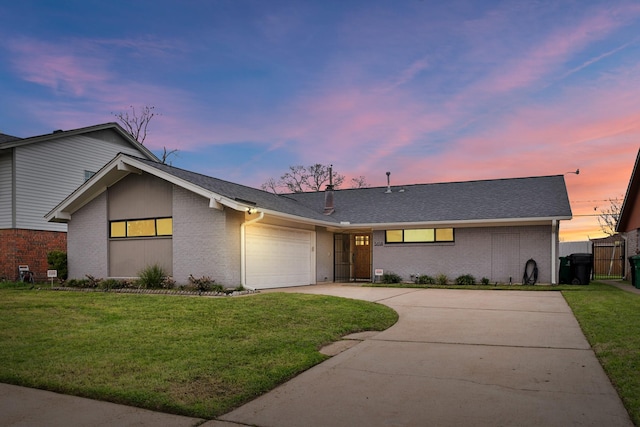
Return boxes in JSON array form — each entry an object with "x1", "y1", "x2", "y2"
[
  {"x1": 435, "y1": 274, "x2": 448, "y2": 286},
  {"x1": 137, "y1": 264, "x2": 169, "y2": 289},
  {"x1": 455, "y1": 274, "x2": 476, "y2": 286},
  {"x1": 47, "y1": 251, "x2": 68, "y2": 280},
  {"x1": 382, "y1": 272, "x2": 403, "y2": 284},
  {"x1": 481, "y1": 277, "x2": 490, "y2": 286},
  {"x1": 416, "y1": 274, "x2": 435, "y2": 284}
]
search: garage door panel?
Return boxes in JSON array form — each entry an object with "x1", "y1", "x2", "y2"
[{"x1": 246, "y1": 225, "x2": 314, "y2": 289}]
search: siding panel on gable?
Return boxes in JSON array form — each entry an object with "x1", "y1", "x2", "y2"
[
  {"x1": 14, "y1": 133, "x2": 150, "y2": 232},
  {"x1": 0, "y1": 151, "x2": 13, "y2": 228}
]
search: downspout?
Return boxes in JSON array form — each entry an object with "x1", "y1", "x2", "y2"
[
  {"x1": 620, "y1": 233, "x2": 628, "y2": 280},
  {"x1": 241, "y1": 211, "x2": 264, "y2": 289},
  {"x1": 551, "y1": 219, "x2": 557, "y2": 285}
]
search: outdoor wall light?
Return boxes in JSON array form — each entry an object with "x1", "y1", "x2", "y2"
[{"x1": 247, "y1": 208, "x2": 258, "y2": 214}]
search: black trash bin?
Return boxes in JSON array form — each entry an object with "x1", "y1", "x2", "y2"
[
  {"x1": 559, "y1": 256, "x2": 571, "y2": 284},
  {"x1": 629, "y1": 255, "x2": 640, "y2": 289},
  {"x1": 569, "y1": 253, "x2": 593, "y2": 285}
]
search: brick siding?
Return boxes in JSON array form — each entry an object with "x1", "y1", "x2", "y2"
[{"x1": 0, "y1": 229, "x2": 66, "y2": 281}]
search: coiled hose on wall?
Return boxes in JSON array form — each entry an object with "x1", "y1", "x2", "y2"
[{"x1": 522, "y1": 258, "x2": 538, "y2": 285}]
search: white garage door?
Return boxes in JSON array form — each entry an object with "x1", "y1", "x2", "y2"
[{"x1": 245, "y1": 225, "x2": 315, "y2": 289}]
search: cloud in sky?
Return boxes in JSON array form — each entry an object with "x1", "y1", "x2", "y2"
[{"x1": 1, "y1": 0, "x2": 640, "y2": 241}]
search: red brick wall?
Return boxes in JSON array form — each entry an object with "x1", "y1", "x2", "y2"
[{"x1": 0, "y1": 229, "x2": 67, "y2": 281}]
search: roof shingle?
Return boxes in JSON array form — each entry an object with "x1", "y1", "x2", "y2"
[{"x1": 135, "y1": 156, "x2": 572, "y2": 225}]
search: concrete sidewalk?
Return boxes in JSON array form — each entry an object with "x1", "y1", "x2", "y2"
[{"x1": 0, "y1": 286, "x2": 633, "y2": 426}]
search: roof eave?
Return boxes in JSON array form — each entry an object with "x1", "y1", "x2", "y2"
[
  {"x1": 2, "y1": 123, "x2": 159, "y2": 162},
  {"x1": 46, "y1": 154, "x2": 255, "y2": 222},
  {"x1": 353, "y1": 216, "x2": 572, "y2": 230}
]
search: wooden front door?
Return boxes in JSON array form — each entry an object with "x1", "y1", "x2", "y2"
[{"x1": 353, "y1": 234, "x2": 371, "y2": 280}]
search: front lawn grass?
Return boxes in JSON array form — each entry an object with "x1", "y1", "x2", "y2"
[
  {"x1": 0, "y1": 285, "x2": 397, "y2": 419},
  {"x1": 563, "y1": 281, "x2": 640, "y2": 426}
]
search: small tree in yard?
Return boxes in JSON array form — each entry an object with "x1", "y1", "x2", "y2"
[{"x1": 47, "y1": 251, "x2": 68, "y2": 281}]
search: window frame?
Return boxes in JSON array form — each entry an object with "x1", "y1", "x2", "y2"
[
  {"x1": 109, "y1": 217, "x2": 173, "y2": 239},
  {"x1": 384, "y1": 228, "x2": 454, "y2": 244}
]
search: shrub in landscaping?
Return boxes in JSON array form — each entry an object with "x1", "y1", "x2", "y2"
[
  {"x1": 137, "y1": 264, "x2": 170, "y2": 289},
  {"x1": 47, "y1": 251, "x2": 68, "y2": 280},
  {"x1": 435, "y1": 274, "x2": 448, "y2": 286},
  {"x1": 66, "y1": 278, "x2": 90, "y2": 288},
  {"x1": 455, "y1": 274, "x2": 476, "y2": 286},
  {"x1": 481, "y1": 277, "x2": 490, "y2": 286},
  {"x1": 187, "y1": 275, "x2": 221, "y2": 293},
  {"x1": 416, "y1": 274, "x2": 435, "y2": 284},
  {"x1": 98, "y1": 278, "x2": 133, "y2": 290},
  {"x1": 382, "y1": 272, "x2": 403, "y2": 284},
  {"x1": 85, "y1": 275, "x2": 103, "y2": 288}
]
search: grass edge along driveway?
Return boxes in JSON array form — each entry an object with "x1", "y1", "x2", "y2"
[
  {"x1": 0, "y1": 287, "x2": 398, "y2": 419},
  {"x1": 562, "y1": 282, "x2": 640, "y2": 426}
]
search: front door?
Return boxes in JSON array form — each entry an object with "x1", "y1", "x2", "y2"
[{"x1": 353, "y1": 234, "x2": 371, "y2": 280}]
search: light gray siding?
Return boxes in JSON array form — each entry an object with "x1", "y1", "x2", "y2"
[
  {"x1": 172, "y1": 186, "x2": 242, "y2": 286},
  {"x1": 107, "y1": 173, "x2": 173, "y2": 277},
  {"x1": 14, "y1": 133, "x2": 148, "y2": 232},
  {"x1": 110, "y1": 239, "x2": 173, "y2": 277},
  {"x1": 0, "y1": 151, "x2": 13, "y2": 228},
  {"x1": 223, "y1": 209, "x2": 243, "y2": 286},
  {"x1": 67, "y1": 192, "x2": 108, "y2": 279},
  {"x1": 372, "y1": 225, "x2": 552, "y2": 284},
  {"x1": 108, "y1": 173, "x2": 172, "y2": 220},
  {"x1": 315, "y1": 227, "x2": 334, "y2": 282}
]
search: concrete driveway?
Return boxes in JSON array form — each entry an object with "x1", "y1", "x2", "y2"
[
  {"x1": 0, "y1": 285, "x2": 633, "y2": 426},
  {"x1": 214, "y1": 285, "x2": 632, "y2": 427}
]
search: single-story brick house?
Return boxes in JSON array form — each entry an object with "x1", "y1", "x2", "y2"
[{"x1": 46, "y1": 153, "x2": 572, "y2": 289}]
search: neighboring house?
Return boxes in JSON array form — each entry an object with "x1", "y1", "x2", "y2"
[
  {"x1": 0, "y1": 123, "x2": 159, "y2": 280},
  {"x1": 46, "y1": 153, "x2": 572, "y2": 289},
  {"x1": 616, "y1": 148, "x2": 640, "y2": 279}
]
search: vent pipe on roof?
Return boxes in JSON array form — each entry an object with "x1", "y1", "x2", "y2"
[
  {"x1": 385, "y1": 171, "x2": 392, "y2": 193},
  {"x1": 324, "y1": 164, "x2": 335, "y2": 215}
]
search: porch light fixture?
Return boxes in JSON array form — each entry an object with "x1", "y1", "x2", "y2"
[{"x1": 247, "y1": 207, "x2": 258, "y2": 214}]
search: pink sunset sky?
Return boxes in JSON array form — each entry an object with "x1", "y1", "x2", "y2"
[{"x1": 1, "y1": 1, "x2": 639, "y2": 241}]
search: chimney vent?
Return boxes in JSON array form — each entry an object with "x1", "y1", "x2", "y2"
[
  {"x1": 385, "y1": 171, "x2": 392, "y2": 193},
  {"x1": 324, "y1": 164, "x2": 335, "y2": 215}
]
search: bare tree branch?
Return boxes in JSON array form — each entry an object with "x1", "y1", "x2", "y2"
[
  {"x1": 161, "y1": 146, "x2": 179, "y2": 165},
  {"x1": 350, "y1": 175, "x2": 369, "y2": 188},
  {"x1": 281, "y1": 165, "x2": 309, "y2": 193},
  {"x1": 112, "y1": 105, "x2": 157, "y2": 144},
  {"x1": 596, "y1": 198, "x2": 622, "y2": 236},
  {"x1": 261, "y1": 164, "x2": 351, "y2": 193},
  {"x1": 307, "y1": 164, "x2": 345, "y2": 191},
  {"x1": 260, "y1": 177, "x2": 281, "y2": 194}
]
